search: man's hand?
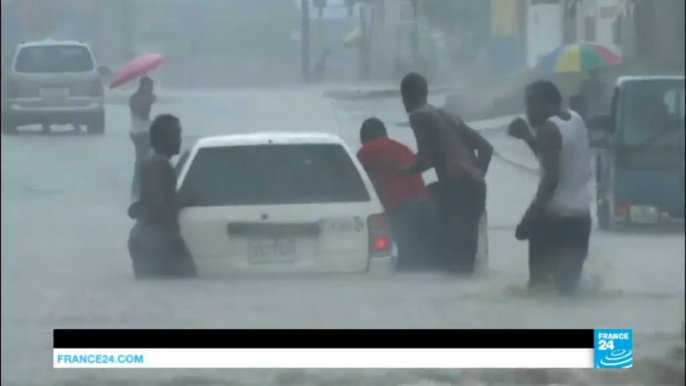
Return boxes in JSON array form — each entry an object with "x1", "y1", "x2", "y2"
[
  {"x1": 515, "y1": 221, "x2": 530, "y2": 241},
  {"x1": 515, "y1": 202, "x2": 544, "y2": 241},
  {"x1": 127, "y1": 201, "x2": 141, "y2": 220},
  {"x1": 508, "y1": 117, "x2": 531, "y2": 140}
]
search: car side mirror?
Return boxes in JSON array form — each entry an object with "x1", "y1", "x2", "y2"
[
  {"x1": 98, "y1": 66, "x2": 111, "y2": 76},
  {"x1": 588, "y1": 114, "x2": 613, "y2": 133},
  {"x1": 98, "y1": 67, "x2": 112, "y2": 86},
  {"x1": 587, "y1": 115, "x2": 613, "y2": 149}
]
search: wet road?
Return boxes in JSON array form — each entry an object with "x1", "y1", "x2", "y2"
[{"x1": 1, "y1": 88, "x2": 684, "y2": 385}]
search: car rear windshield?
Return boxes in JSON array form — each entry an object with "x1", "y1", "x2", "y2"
[
  {"x1": 622, "y1": 80, "x2": 685, "y2": 147},
  {"x1": 175, "y1": 150, "x2": 191, "y2": 176},
  {"x1": 14, "y1": 45, "x2": 94, "y2": 73},
  {"x1": 179, "y1": 144, "x2": 371, "y2": 206}
]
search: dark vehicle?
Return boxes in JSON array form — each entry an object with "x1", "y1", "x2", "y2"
[{"x1": 590, "y1": 76, "x2": 685, "y2": 230}]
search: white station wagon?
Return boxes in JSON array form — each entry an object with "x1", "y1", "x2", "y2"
[{"x1": 175, "y1": 132, "x2": 396, "y2": 276}]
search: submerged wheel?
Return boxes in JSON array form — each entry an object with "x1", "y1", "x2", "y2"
[
  {"x1": 1, "y1": 115, "x2": 18, "y2": 134},
  {"x1": 87, "y1": 112, "x2": 105, "y2": 134}
]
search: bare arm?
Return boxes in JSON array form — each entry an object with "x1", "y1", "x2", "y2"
[
  {"x1": 522, "y1": 136, "x2": 538, "y2": 156},
  {"x1": 522, "y1": 121, "x2": 562, "y2": 221},
  {"x1": 145, "y1": 158, "x2": 179, "y2": 227},
  {"x1": 508, "y1": 118, "x2": 538, "y2": 156},
  {"x1": 454, "y1": 116, "x2": 494, "y2": 176},
  {"x1": 399, "y1": 111, "x2": 434, "y2": 175}
]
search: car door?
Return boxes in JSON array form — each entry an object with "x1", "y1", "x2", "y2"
[
  {"x1": 596, "y1": 87, "x2": 620, "y2": 201},
  {"x1": 615, "y1": 81, "x2": 685, "y2": 220}
]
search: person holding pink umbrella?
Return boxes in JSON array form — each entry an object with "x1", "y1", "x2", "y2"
[
  {"x1": 110, "y1": 53, "x2": 166, "y2": 199},
  {"x1": 129, "y1": 76, "x2": 157, "y2": 200}
]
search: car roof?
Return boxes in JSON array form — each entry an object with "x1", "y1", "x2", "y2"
[
  {"x1": 195, "y1": 132, "x2": 347, "y2": 148},
  {"x1": 18, "y1": 39, "x2": 90, "y2": 48},
  {"x1": 616, "y1": 75, "x2": 685, "y2": 87}
]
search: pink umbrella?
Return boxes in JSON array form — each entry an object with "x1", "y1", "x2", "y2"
[{"x1": 109, "y1": 53, "x2": 166, "y2": 89}]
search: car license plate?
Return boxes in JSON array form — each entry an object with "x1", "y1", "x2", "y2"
[
  {"x1": 322, "y1": 217, "x2": 363, "y2": 232},
  {"x1": 630, "y1": 206, "x2": 659, "y2": 223},
  {"x1": 248, "y1": 238, "x2": 296, "y2": 264},
  {"x1": 39, "y1": 87, "x2": 69, "y2": 97}
]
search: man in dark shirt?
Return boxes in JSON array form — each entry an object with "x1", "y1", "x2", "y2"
[
  {"x1": 357, "y1": 117, "x2": 440, "y2": 270},
  {"x1": 127, "y1": 114, "x2": 197, "y2": 279},
  {"x1": 396, "y1": 73, "x2": 493, "y2": 274}
]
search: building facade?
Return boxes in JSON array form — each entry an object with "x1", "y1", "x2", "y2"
[{"x1": 525, "y1": 0, "x2": 685, "y2": 69}]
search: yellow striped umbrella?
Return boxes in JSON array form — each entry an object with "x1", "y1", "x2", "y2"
[{"x1": 539, "y1": 43, "x2": 621, "y2": 73}]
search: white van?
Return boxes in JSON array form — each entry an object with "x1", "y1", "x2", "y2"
[
  {"x1": 175, "y1": 132, "x2": 396, "y2": 276},
  {"x1": 2, "y1": 39, "x2": 109, "y2": 134}
]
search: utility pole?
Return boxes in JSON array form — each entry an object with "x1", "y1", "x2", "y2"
[
  {"x1": 359, "y1": 3, "x2": 374, "y2": 81},
  {"x1": 314, "y1": 0, "x2": 326, "y2": 52},
  {"x1": 301, "y1": 0, "x2": 311, "y2": 83},
  {"x1": 411, "y1": 0, "x2": 419, "y2": 65}
]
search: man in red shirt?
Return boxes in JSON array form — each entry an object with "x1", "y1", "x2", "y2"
[{"x1": 357, "y1": 117, "x2": 440, "y2": 270}]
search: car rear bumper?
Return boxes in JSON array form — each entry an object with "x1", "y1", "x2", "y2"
[
  {"x1": 3, "y1": 97, "x2": 104, "y2": 125},
  {"x1": 190, "y1": 256, "x2": 379, "y2": 276},
  {"x1": 367, "y1": 255, "x2": 396, "y2": 275}
]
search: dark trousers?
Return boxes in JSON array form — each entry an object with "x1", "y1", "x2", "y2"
[
  {"x1": 528, "y1": 214, "x2": 591, "y2": 295},
  {"x1": 128, "y1": 221, "x2": 197, "y2": 279},
  {"x1": 429, "y1": 179, "x2": 486, "y2": 274},
  {"x1": 388, "y1": 197, "x2": 440, "y2": 271}
]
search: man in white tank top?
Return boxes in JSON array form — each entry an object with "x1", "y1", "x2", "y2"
[{"x1": 507, "y1": 80, "x2": 592, "y2": 295}]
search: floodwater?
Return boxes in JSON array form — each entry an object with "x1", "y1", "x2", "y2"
[{"x1": 1, "y1": 88, "x2": 684, "y2": 385}]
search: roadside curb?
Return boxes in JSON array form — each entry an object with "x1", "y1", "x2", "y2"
[
  {"x1": 105, "y1": 93, "x2": 180, "y2": 106},
  {"x1": 493, "y1": 150, "x2": 539, "y2": 175},
  {"x1": 323, "y1": 85, "x2": 463, "y2": 101}
]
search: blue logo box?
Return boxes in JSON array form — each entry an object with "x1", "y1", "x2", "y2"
[{"x1": 594, "y1": 329, "x2": 633, "y2": 368}]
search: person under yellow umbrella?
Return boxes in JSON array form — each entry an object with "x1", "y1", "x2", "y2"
[
  {"x1": 539, "y1": 43, "x2": 621, "y2": 74},
  {"x1": 539, "y1": 43, "x2": 621, "y2": 119}
]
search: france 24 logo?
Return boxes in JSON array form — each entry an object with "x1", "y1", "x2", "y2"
[{"x1": 594, "y1": 329, "x2": 633, "y2": 368}]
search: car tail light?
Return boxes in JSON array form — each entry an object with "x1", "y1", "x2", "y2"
[
  {"x1": 91, "y1": 79, "x2": 104, "y2": 97},
  {"x1": 614, "y1": 204, "x2": 630, "y2": 217},
  {"x1": 4, "y1": 79, "x2": 18, "y2": 98},
  {"x1": 368, "y1": 213, "x2": 392, "y2": 256}
]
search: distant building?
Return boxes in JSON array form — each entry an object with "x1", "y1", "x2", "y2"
[
  {"x1": 572, "y1": 0, "x2": 684, "y2": 63},
  {"x1": 490, "y1": 0, "x2": 527, "y2": 74},
  {"x1": 526, "y1": 2, "x2": 564, "y2": 68},
  {"x1": 651, "y1": 0, "x2": 685, "y2": 63},
  {"x1": 573, "y1": 0, "x2": 625, "y2": 56},
  {"x1": 526, "y1": 0, "x2": 627, "y2": 68},
  {"x1": 132, "y1": 0, "x2": 302, "y2": 87}
]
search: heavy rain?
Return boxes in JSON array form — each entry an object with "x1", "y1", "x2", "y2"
[{"x1": 1, "y1": 0, "x2": 684, "y2": 385}]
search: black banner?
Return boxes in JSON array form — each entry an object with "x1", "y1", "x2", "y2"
[{"x1": 54, "y1": 329, "x2": 594, "y2": 349}]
